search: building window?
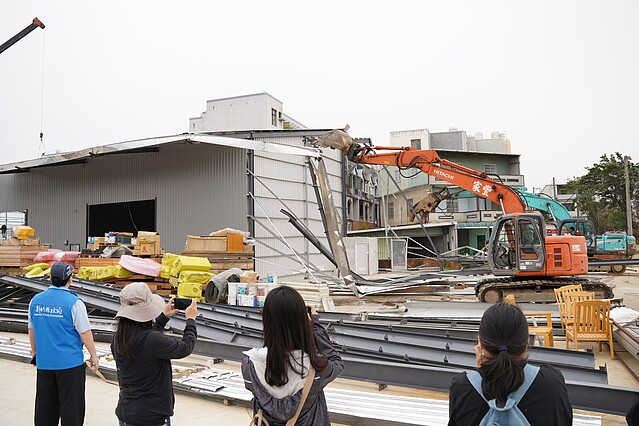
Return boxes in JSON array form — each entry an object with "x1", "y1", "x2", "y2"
[
  {"x1": 485, "y1": 164, "x2": 497, "y2": 174},
  {"x1": 388, "y1": 202, "x2": 395, "y2": 220},
  {"x1": 406, "y1": 198, "x2": 413, "y2": 217},
  {"x1": 410, "y1": 139, "x2": 421, "y2": 149},
  {"x1": 271, "y1": 108, "x2": 277, "y2": 126}
]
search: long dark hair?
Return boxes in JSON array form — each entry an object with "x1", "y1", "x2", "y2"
[
  {"x1": 262, "y1": 286, "x2": 328, "y2": 387},
  {"x1": 478, "y1": 303, "x2": 529, "y2": 403},
  {"x1": 113, "y1": 317, "x2": 152, "y2": 359}
]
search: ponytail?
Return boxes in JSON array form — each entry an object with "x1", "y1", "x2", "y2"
[{"x1": 477, "y1": 303, "x2": 529, "y2": 403}]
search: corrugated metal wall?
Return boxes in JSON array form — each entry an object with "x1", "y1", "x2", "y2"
[
  {"x1": 0, "y1": 143, "x2": 247, "y2": 252},
  {"x1": 252, "y1": 135, "x2": 343, "y2": 279}
]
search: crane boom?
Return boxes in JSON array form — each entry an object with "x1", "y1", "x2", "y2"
[{"x1": 0, "y1": 18, "x2": 45, "y2": 55}]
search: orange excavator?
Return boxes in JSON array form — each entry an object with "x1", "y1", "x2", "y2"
[{"x1": 317, "y1": 129, "x2": 613, "y2": 302}]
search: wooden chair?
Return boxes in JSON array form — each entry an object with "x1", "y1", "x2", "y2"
[
  {"x1": 565, "y1": 299, "x2": 615, "y2": 359},
  {"x1": 563, "y1": 291, "x2": 595, "y2": 331},
  {"x1": 524, "y1": 312, "x2": 554, "y2": 347},
  {"x1": 554, "y1": 284, "x2": 583, "y2": 332}
]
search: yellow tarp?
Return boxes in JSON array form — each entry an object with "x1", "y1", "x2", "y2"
[
  {"x1": 24, "y1": 263, "x2": 51, "y2": 272},
  {"x1": 76, "y1": 267, "x2": 95, "y2": 279},
  {"x1": 178, "y1": 271, "x2": 214, "y2": 284},
  {"x1": 177, "y1": 282, "x2": 202, "y2": 299},
  {"x1": 159, "y1": 265, "x2": 171, "y2": 279},
  {"x1": 25, "y1": 266, "x2": 50, "y2": 278},
  {"x1": 96, "y1": 266, "x2": 115, "y2": 280},
  {"x1": 14, "y1": 226, "x2": 35, "y2": 239},
  {"x1": 172, "y1": 255, "x2": 211, "y2": 275},
  {"x1": 113, "y1": 265, "x2": 133, "y2": 279}
]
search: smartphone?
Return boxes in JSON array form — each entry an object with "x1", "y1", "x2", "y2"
[{"x1": 174, "y1": 297, "x2": 192, "y2": 310}]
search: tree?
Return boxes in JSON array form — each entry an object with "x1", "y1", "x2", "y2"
[{"x1": 565, "y1": 153, "x2": 638, "y2": 237}]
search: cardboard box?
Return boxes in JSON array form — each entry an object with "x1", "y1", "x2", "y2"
[
  {"x1": 185, "y1": 235, "x2": 226, "y2": 252},
  {"x1": 240, "y1": 270, "x2": 258, "y2": 283},
  {"x1": 226, "y1": 234, "x2": 244, "y2": 252},
  {"x1": 137, "y1": 242, "x2": 159, "y2": 255},
  {"x1": 138, "y1": 231, "x2": 160, "y2": 245}
]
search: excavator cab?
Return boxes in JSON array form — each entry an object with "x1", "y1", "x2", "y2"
[
  {"x1": 557, "y1": 218, "x2": 595, "y2": 249},
  {"x1": 488, "y1": 213, "x2": 546, "y2": 275}
]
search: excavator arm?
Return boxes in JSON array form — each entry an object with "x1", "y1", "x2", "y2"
[{"x1": 345, "y1": 142, "x2": 527, "y2": 214}]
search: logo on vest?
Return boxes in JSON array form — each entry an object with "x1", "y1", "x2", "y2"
[{"x1": 34, "y1": 304, "x2": 64, "y2": 318}]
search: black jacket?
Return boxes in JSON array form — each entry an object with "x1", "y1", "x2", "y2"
[
  {"x1": 112, "y1": 313, "x2": 197, "y2": 426},
  {"x1": 448, "y1": 364, "x2": 572, "y2": 426}
]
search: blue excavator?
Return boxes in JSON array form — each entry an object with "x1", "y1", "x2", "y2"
[{"x1": 420, "y1": 188, "x2": 636, "y2": 273}]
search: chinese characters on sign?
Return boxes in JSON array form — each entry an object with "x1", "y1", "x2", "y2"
[{"x1": 472, "y1": 181, "x2": 493, "y2": 197}]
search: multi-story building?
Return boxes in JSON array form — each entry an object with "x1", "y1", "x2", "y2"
[{"x1": 189, "y1": 92, "x2": 305, "y2": 132}]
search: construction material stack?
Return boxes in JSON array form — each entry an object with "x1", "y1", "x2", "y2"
[
  {"x1": 0, "y1": 226, "x2": 48, "y2": 275},
  {"x1": 182, "y1": 229, "x2": 254, "y2": 274}
]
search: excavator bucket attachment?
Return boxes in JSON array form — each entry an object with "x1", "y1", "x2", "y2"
[
  {"x1": 409, "y1": 191, "x2": 449, "y2": 222},
  {"x1": 316, "y1": 129, "x2": 353, "y2": 152}
]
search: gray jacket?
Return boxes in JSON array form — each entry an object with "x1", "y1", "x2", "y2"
[{"x1": 241, "y1": 315, "x2": 344, "y2": 426}]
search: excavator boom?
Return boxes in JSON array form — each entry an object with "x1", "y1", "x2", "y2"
[{"x1": 346, "y1": 144, "x2": 527, "y2": 214}]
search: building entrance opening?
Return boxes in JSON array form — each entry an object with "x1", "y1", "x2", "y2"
[{"x1": 87, "y1": 200, "x2": 156, "y2": 238}]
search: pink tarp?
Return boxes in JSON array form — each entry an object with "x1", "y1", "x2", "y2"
[
  {"x1": 33, "y1": 249, "x2": 62, "y2": 263},
  {"x1": 118, "y1": 255, "x2": 161, "y2": 277},
  {"x1": 33, "y1": 250, "x2": 80, "y2": 268}
]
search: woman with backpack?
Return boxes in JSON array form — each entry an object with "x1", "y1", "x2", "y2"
[
  {"x1": 242, "y1": 286, "x2": 344, "y2": 425},
  {"x1": 448, "y1": 302, "x2": 572, "y2": 425}
]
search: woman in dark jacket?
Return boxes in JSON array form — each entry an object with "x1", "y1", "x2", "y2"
[
  {"x1": 111, "y1": 282, "x2": 198, "y2": 426},
  {"x1": 448, "y1": 302, "x2": 572, "y2": 425},
  {"x1": 242, "y1": 286, "x2": 344, "y2": 426}
]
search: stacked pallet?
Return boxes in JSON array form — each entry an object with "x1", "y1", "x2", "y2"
[
  {"x1": 180, "y1": 251, "x2": 254, "y2": 274},
  {"x1": 0, "y1": 245, "x2": 48, "y2": 267},
  {"x1": 278, "y1": 281, "x2": 333, "y2": 311},
  {"x1": 181, "y1": 232, "x2": 254, "y2": 274},
  {"x1": 108, "y1": 276, "x2": 174, "y2": 296},
  {"x1": 76, "y1": 256, "x2": 162, "y2": 268}
]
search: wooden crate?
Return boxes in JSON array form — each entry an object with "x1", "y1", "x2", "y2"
[
  {"x1": 180, "y1": 250, "x2": 254, "y2": 272},
  {"x1": 0, "y1": 245, "x2": 48, "y2": 267},
  {"x1": 185, "y1": 236, "x2": 226, "y2": 252}
]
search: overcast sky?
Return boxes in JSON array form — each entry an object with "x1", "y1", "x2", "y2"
[{"x1": 1, "y1": 1, "x2": 637, "y2": 191}]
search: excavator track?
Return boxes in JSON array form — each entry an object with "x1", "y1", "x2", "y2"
[{"x1": 475, "y1": 277, "x2": 614, "y2": 303}]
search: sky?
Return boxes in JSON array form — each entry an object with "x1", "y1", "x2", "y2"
[{"x1": 1, "y1": 1, "x2": 638, "y2": 192}]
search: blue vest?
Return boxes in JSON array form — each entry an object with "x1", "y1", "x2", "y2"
[{"x1": 30, "y1": 287, "x2": 84, "y2": 370}]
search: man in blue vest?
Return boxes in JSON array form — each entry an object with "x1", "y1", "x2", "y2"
[{"x1": 28, "y1": 262, "x2": 99, "y2": 426}]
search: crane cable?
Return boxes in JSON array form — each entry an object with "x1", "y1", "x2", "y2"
[{"x1": 38, "y1": 26, "x2": 46, "y2": 156}]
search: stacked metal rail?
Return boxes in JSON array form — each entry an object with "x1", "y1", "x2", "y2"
[
  {"x1": 0, "y1": 274, "x2": 637, "y2": 415},
  {"x1": 0, "y1": 336, "x2": 603, "y2": 426}
]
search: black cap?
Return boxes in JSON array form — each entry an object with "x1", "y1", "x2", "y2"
[{"x1": 50, "y1": 262, "x2": 73, "y2": 287}]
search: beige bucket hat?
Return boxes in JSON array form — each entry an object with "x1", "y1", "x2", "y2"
[{"x1": 116, "y1": 282, "x2": 165, "y2": 322}]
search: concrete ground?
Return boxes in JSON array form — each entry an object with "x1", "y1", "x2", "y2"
[{"x1": 2, "y1": 270, "x2": 637, "y2": 425}]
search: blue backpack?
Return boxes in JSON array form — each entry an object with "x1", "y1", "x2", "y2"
[{"x1": 466, "y1": 364, "x2": 540, "y2": 426}]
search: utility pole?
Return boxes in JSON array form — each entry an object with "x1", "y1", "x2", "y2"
[{"x1": 624, "y1": 156, "x2": 633, "y2": 236}]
